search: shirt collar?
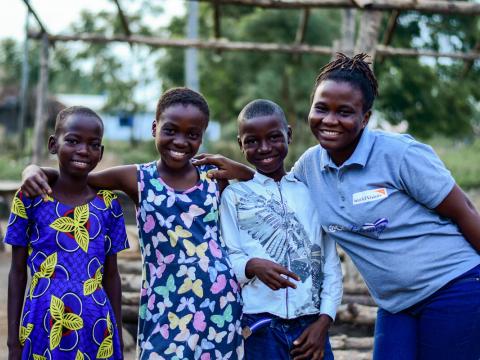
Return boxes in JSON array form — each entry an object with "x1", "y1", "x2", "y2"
[
  {"x1": 320, "y1": 127, "x2": 376, "y2": 170},
  {"x1": 253, "y1": 171, "x2": 298, "y2": 184}
]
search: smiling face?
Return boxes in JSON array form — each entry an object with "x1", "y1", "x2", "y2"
[
  {"x1": 308, "y1": 80, "x2": 371, "y2": 166},
  {"x1": 49, "y1": 114, "x2": 104, "y2": 178},
  {"x1": 153, "y1": 103, "x2": 208, "y2": 171},
  {"x1": 238, "y1": 114, "x2": 291, "y2": 181}
]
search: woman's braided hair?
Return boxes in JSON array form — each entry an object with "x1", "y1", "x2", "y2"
[{"x1": 312, "y1": 53, "x2": 379, "y2": 112}]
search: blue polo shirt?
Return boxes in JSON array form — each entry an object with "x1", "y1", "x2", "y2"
[{"x1": 293, "y1": 128, "x2": 480, "y2": 313}]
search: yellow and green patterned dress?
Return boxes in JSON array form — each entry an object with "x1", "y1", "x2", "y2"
[{"x1": 4, "y1": 190, "x2": 129, "y2": 360}]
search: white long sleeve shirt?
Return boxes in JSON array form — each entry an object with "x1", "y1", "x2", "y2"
[{"x1": 220, "y1": 172, "x2": 343, "y2": 320}]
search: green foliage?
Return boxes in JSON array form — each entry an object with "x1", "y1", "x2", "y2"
[
  {"x1": 103, "y1": 139, "x2": 158, "y2": 165},
  {"x1": 157, "y1": 6, "x2": 340, "y2": 125},
  {"x1": 158, "y1": 6, "x2": 480, "y2": 139},
  {"x1": 375, "y1": 13, "x2": 480, "y2": 138},
  {"x1": 0, "y1": 156, "x2": 29, "y2": 181},
  {"x1": 430, "y1": 137, "x2": 480, "y2": 189}
]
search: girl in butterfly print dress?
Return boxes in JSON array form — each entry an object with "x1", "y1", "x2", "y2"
[
  {"x1": 20, "y1": 88, "x2": 244, "y2": 360},
  {"x1": 5, "y1": 107, "x2": 128, "y2": 360},
  {"x1": 136, "y1": 161, "x2": 243, "y2": 360},
  {"x1": 133, "y1": 89, "x2": 243, "y2": 360}
]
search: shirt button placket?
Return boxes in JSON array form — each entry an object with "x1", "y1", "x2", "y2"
[{"x1": 338, "y1": 170, "x2": 346, "y2": 208}]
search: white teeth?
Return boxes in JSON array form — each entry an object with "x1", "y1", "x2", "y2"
[
  {"x1": 322, "y1": 130, "x2": 340, "y2": 136},
  {"x1": 72, "y1": 161, "x2": 88, "y2": 168},
  {"x1": 169, "y1": 150, "x2": 187, "y2": 158},
  {"x1": 260, "y1": 157, "x2": 275, "y2": 163}
]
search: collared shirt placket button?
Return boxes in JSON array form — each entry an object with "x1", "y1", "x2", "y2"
[{"x1": 338, "y1": 171, "x2": 346, "y2": 208}]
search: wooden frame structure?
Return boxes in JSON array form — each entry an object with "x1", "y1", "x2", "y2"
[{"x1": 20, "y1": 0, "x2": 480, "y2": 162}]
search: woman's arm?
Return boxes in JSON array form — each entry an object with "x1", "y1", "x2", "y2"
[
  {"x1": 103, "y1": 254, "x2": 124, "y2": 354},
  {"x1": 435, "y1": 184, "x2": 480, "y2": 252},
  {"x1": 7, "y1": 246, "x2": 28, "y2": 360}
]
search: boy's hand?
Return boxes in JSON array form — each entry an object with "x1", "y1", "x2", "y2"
[
  {"x1": 291, "y1": 314, "x2": 332, "y2": 360},
  {"x1": 192, "y1": 153, "x2": 254, "y2": 181},
  {"x1": 245, "y1": 258, "x2": 300, "y2": 290},
  {"x1": 21, "y1": 165, "x2": 51, "y2": 199}
]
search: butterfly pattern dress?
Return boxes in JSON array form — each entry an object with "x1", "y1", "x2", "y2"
[
  {"x1": 4, "y1": 190, "x2": 129, "y2": 360},
  {"x1": 136, "y1": 162, "x2": 244, "y2": 360}
]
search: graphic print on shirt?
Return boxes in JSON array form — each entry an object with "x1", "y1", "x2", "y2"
[{"x1": 234, "y1": 183, "x2": 322, "y2": 285}]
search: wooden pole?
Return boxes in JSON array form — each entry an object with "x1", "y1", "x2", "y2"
[
  {"x1": 355, "y1": 10, "x2": 383, "y2": 62},
  {"x1": 213, "y1": 0, "x2": 222, "y2": 39},
  {"x1": 31, "y1": 33, "x2": 49, "y2": 164},
  {"x1": 29, "y1": 32, "x2": 480, "y2": 60},
  {"x1": 196, "y1": 0, "x2": 480, "y2": 15},
  {"x1": 112, "y1": 0, "x2": 132, "y2": 38},
  {"x1": 21, "y1": 0, "x2": 48, "y2": 34},
  {"x1": 18, "y1": 12, "x2": 30, "y2": 153},
  {"x1": 377, "y1": 9, "x2": 401, "y2": 63},
  {"x1": 295, "y1": 8, "x2": 310, "y2": 44},
  {"x1": 340, "y1": 8, "x2": 356, "y2": 56}
]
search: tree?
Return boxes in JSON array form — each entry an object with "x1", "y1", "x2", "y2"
[{"x1": 158, "y1": 5, "x2": 480, "y2": 140}]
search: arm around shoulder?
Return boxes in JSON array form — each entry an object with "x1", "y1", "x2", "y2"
[{"x1": 89, "y1": 165, "x2": 138, "y2": 205}]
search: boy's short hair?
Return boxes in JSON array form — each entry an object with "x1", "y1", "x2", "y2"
[
  {"x1": 156, "y1": 87, "x2": 210, "y2": 122},
  {"x1": 237, "y1": 99, "x2": 288, "y2": 129},
  {"x1": 55, "y1": 106, "x2": 104, "y2": 135}
]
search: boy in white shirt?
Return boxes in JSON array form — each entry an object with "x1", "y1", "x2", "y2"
[{"x1": 220, "y1": 99, "x2": 342, "y2": 360}]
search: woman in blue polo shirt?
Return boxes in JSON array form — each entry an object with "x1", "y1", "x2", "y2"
[
  {"x1": 291, "y1": 53, "x2": 480, "y2": 360},
  {"x1": 192, "y1": 53, "x2": 480, "y2": 360}
]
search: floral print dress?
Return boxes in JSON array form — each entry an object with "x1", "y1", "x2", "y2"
[
  {"x1": 4, "y1": 190, "x2": 129, "y2": 360},
  {"x1": 136, "y1": 162, "x2": 244, "y2": 360}
]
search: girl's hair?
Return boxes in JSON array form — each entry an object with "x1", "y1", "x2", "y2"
[
  {"x1": 55, "y1": 106, "x2": 103, "y2": 135},
  {"x1": 156, "y1": 87, "x2": 210, "y2": 122},
  {"x1": 237, "y1": 99, "x2": 288, "y2": 128},
  {"x1": 312, "y1": 53, "x2": 379, "y2": 112}
]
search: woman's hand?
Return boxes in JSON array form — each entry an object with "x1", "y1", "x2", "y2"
[
  {"x1": 21, "y1": 165, "x2": 53, "y2": 199},
  {"x1": 192, "y1": 153, "x2": 254, "y2": 181},
  {"x1": 245, "y1": 258, "x2": 300, "y2": 290},
  {"x1": 291, "y1": 314, "x2": 332, "y2": 360}
]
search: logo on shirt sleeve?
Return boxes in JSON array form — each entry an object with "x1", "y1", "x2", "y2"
[{"x1": 352, "y1": 188, "x2": 388, "y2": 205}]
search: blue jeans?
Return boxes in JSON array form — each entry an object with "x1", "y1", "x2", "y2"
[
  {"x1": 373, "y1": 264, "x2": 480, "y2": 360},
  {"x1": 241, "y1": 313, "x2": 334, "y2": 360}
]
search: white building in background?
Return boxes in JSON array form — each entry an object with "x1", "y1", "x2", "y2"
[{"x1": 55, "y1": 93, "x2": 221, "y2": 142}]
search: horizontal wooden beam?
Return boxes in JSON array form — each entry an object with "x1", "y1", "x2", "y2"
[
  {"x1": 196, "y1": 0, "x2": 480, "y2": 15},
  {"x1": 28, "y1": 32, "x2": 480, "y2": 60}
]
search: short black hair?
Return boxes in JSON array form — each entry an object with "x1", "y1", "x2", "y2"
[
  {"x1": 237, "y1": 99, "x2": 288, "y2": 129},
  {"x1": 55, "y1": 106, "x2": 104, "y2": 135},
  {"x1": 313, "y1": 53, "x2": 379, "y2": 112},
  {"x1": 156, "y1": 87, "x2": 210, "y2": 122}
]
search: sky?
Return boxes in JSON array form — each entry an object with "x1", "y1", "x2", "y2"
[{"x1": 0, "y1": 0, "x2": 185, "y2": 40}]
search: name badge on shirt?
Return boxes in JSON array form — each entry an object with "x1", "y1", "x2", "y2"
[{"x1": 352, "y1": 188, "x2": 388, "y2": 205}]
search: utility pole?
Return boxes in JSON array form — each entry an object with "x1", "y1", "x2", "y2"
[{"x1": 185, "y1": 1, "x2": 199, "y2": 91}]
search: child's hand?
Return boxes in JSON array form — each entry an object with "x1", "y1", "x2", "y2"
[
  {"x1": 245, "y1": 258, "x2": 300, "y2": 290},
  {"x1": 291, "y1": 314, "x2": 332, "y2": 360},
  {"x1": 21, "y1": 165, "x2": 51, "y2": 200},
  {"x1": 192, "y1": 153, "x2": 254, "y2": 181}
]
